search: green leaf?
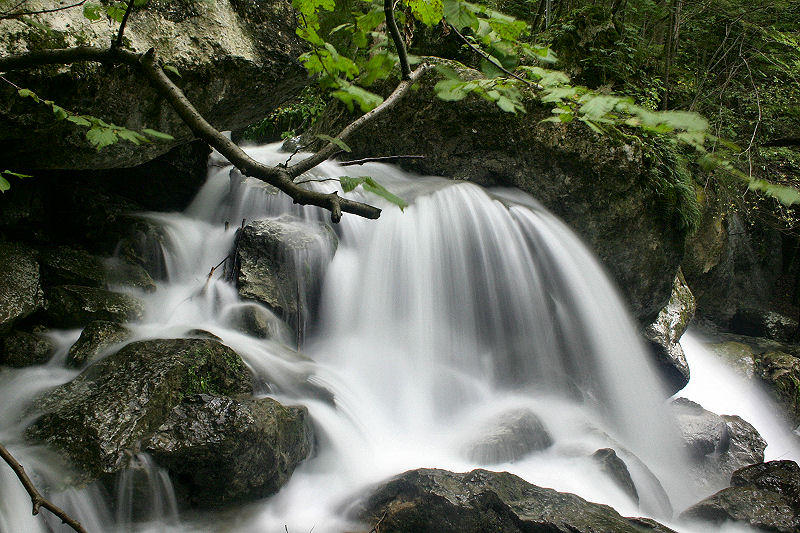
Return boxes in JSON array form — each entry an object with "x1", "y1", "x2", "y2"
[
  {"x1": 356, "y1": 8, "x2": 384, "y2": 32},
  {"x1": 748, "y1": 179, "x2": 800, "y2": 206},
  {"x1": 85, "y1": 127, "x2": 118, "y2": 150},
  {"x1": 17, "y1": 88, "x2": 39, "y2": 103},
  {"x1": 406, "y1": 0, "x2": 443, "y2": 25},
  {"x1": 67, "y1": 115, "x2": 92, "y2": 127},
  {"x1": 316, "y1": 134, "x2": 352, "y2": 152},
  {"x1": 2, "y1": 170, "x2": 32, "y2": 179},
  {"x1": 118, "y1": 129, "x2": 149, "y2": 145},
  {"x1": 443, "y1": 0, "x2": 478, "y2": 30},
  {"x1": 106, "y1": 2, "x2": 128, "y2": 22},
  {"x1": 83, "y1": 3, "x2": 103, "y2": 20},
  {"x1": 0, "y1": 176, "x2": 9, "y2": 193},
  {"x1": 142, "y1": 128, "x2": 175, "y2": 141},
  {"x1": 163, "y1": 64, "x2": 182, "y2": 78},
  {"x1": 133, "y1": 0, "x2": 149, "y2": 7},
  {"x1": 339, "y1": 175, "x2": 361, "y2": 192},
  {"x1": 338, "y1": 176, "x2": 408, "y2": 210},
  {"x1": 52, "y1": 104, "x2": 68, "y2": 121},
  {"x1": 434, "y1": 79, "x2": 469, "y2": 101},
  {"x1": 331, "y1": 84, "x2": 383, "y2": 112},
  {"x1": 495, "y1": 95, "x2": 516, "y2": 113}
]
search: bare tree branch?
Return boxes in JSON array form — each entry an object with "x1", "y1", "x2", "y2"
[
  {"x1": 340, "y1": 155, "x2": 425, "y2": 166},
  {"x1": 0, "y1": 46, "x2": 383, "y2": 222},
  {"x1": 446, "y1": 23, "x2": 536, "y2": 88},
  {"x1": 0, "y1": 442, "x2": 88, "y2": 533},
  {"x1": 384, "y1": 0, "x2": 410, "y2": 79},
  {"x1": 287, "y1": 64, "x2": 430, "y2": 177},
  {"x1": 0, "y1": 0, "x2": 88, "y2": 21}
]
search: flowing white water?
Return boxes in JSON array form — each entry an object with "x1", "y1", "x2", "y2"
[{"x1": 0, "y1": 142, "x2": 786, "y2": 532}]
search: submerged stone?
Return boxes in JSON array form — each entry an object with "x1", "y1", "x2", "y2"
[
  {"x1": 593, "y1": 448, "x2": 639, "y2": 504},
  {"x1": 26, "y1": 338, "x2": 252, "y2": 480},
  {"x1": 463, "y1": 408, "x2": 552, "y2": 464},
  {"x1": 144, "y1": 394, "x2": 313, "y2": 507}
]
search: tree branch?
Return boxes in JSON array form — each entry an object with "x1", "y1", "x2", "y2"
[
  {"x1": 384, "y1": 0, "x2": 411, "y2": 79},
  {"x1": 0, "y1": 46, "x2": 383, "y2": 222},
  {"x1": 447, "y1": 23, "x2": 535, "y2": 87},
  {"x1": 0, "y1": 0, "x2": 88, "y2": 20},
  {"x1": 340, "y1": 155, "x2": 424, "y2": 166},
  {"x1": 113, "y1": 0, "x2": 136, "y2": 49},
  {"x1": 288, "y1": 64, "x2": 430, "y2": 177},
  {"x1": 0, "y1": 442, "x2": 88, "y2": 533}
]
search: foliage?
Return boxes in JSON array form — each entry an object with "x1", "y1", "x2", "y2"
[
  {"x1": 339, "y1": 175, "x2": 409, "y2": 210},
  {"x1": 240, "y1": 86, "x2": 326, "y2": 142}
]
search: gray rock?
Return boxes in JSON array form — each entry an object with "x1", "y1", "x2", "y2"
[
  {"x1": 230, "y1": 217, "x2": 338, "y2": 337},
  {"x1": 731, "y1": 308, "x2": 798, "y2": 343},
  {"x1": 671, "y1": 398, "x2": 766, "y2": 492},
  {"x1": 26, "y1": 338, "x2": 252, "y2": 481},
  {"x1": 0, "y1": 329, "x2": 54, "y2": 367},
  {"x1": 224, "y1": 304, "x2": 292, "y2": 342},
  {"x1": 40, "y1": 247, "x2": 155, "y2": 293},
  {"x1": 66, "y1": 320, "x2": 132, "y2": 368},
  {"x1": 593, "y1": 448, "x2": 639, "y2": 504},
  {"x1": 350, "y1": 468, "x2": 673, "y2": 533},
  {"x1": 312, "y1": 64, "x2": 685, "y2": 325},
  {"x1": 644, "y1": 269, "x2": 695, "y2": 394},
  {"x1": 0, "y1": 242, "x2": 44, "y2": 333},
  {"x1": 144, "y1": 393, "x2": 313, "y2": 507},
  {"x1": 0, "y1": 0, "x2": 305, "y2": 170},
  {"x1": 681, "y1": 461, "x2": 800, "y2": 532},
  {"x1": 463, "y1": 409, "x2": 552, "y2": 464},
  {"x1": 44, "y1": 285, "x2": 144, "y2": 328},
  {"x1": 756, "y1": 351, "x2": 800, "y2": 425},
  {"x1": 706, "y1": 341, "x2": 757, "y2": 378}
]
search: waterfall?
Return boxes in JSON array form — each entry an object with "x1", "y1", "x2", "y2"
[{"x1": 0, "y1": 142, "x2": 771, "y2": 532}]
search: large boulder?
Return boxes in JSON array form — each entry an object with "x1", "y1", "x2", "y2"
[
  {"x1": 643, "y1": 268, "x2": 695, "y2": 393},
  {"x1": 670, "y1": 398, "x2": 766, "y2": 493},
  {"x1": 0, "y1": 0, "x2": 305, "y2": 170},
  {"x1": 26, "y1": 338, "x2": 252, "y2": 480},
  {"x1": 681, "y1": 461, "x2": 800, "y2": 532},
  {"x1": 230, "y1": 216, "x2": 338, "y2": 337},
  {"x1": 313, "y1": 65, "x2": 686, "y2": 325},
  {"x1": 144, "y1": 393, "x2": 313, "y2": 507},
  {"x1": 0, "y1": 329, "x2": 54, "y2": 367},
  {"x1": 349, "y1": 468, "x2": 674, "y2": 533},
  {"x1": 65, "y1": 320, "x2": 132, "y2": 368},
  {"x1": 0, "y1": 242, "x2": 44, "y2": 333},
  {"x1": 755, "y1": 350, "x2": 800, "y2": 424},
  {"x1": 44, "y1": 285, "x2": 144, "y2": 328}
]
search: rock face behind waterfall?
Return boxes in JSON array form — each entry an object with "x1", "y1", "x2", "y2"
[
  {"x1": 681, "y1": 461, "x2": 800, "y2": 532},
  {"x1": 350, "y1": 468, "x2": 674, "y2": 533},
  {"x1": 313, "y1": 65, "x2": 685, "y2": 326},
  {"x1": 0, "y1": 0, "x2": 305, "y2": 170}
]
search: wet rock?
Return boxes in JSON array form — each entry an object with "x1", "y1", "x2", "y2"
[
  {"x1": 593, "y1": 448, "x2": 639, "y2": 504},
  {"x1": 224, "y1": 304, "x2": 293, "y2": 342},
  {"x1": 44, "y1": 285, "x2": 144, "y2": 328},
  {"x1": 66, "y1": 320, "x2": 131, "y2": 368},
  {"x1": 463, "y1": 409, "x2": 552, "y2": 464},
  {"x1": 184, "y1": 329, "x2": 222, "y2": 341},
  {"x1": 26, "y1": 338, "x2": 252, "y2": 480},
  {"x1": 40, "y1": 247, "x2": 155, "y2": 293},
  {"x1": 117, "y1": 217, "x2": 170, "y2": 281},
  {"x1": 707, "y1": 341, "x2": 757, "y2": 378},
  {"x1": 681, "y1": 461, "x2": 800, "y2": 532},
  {"x1": 0, "y1": 242, "x2": 44, "y2": 333},
  {"x1": 731, "y1": 308, "x2": 798, "y2": 343},
  {"x1": 144, "y1": 393, "x2": 313, "y2": 507},
  {"x1": 350, "y1": 468, "x2": 672, "y2": 532},
  {"x1": 0, "y1": 0, "x2": 305, "y2": 170},
  {"x1": 230, "y1": 216, "x2": 337, "y2": 336},
  {"x1": 671, "y1": 398, "x2": 766, "y2": 492},
  {"x1": 0, "y1": 329, "x2": 54, "y2": 367},
  {"x1": 756, "y1": 351, "x2": 800, "y2": 424},
  {"x1": 643, "y1": 269, "x2": 695, "y2": 394}
]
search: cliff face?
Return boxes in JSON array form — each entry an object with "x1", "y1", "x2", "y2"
[{"x1": 0, "y1": 0, "x2": 306, "y2": 169}]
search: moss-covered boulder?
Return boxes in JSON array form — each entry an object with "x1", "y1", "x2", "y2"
[
  {"x1": 144, "y1": 393, "x2": 313, "y2": 507},
  {"x1": 44, "y1": 285, "x2": 144, "y2": 327},
  {"x1": 0, "y1": 0, "x2": 305, "y2": 170},
  {"x1": 0, "y1": 242, "x2": 44, "y2": 333},
  {"x1": 230, "y1": 216, "x2": 338, "y2": 337},
  {"x1": 755, "y1": 351, "x2": 800, "y2": 424},
  {"x1": 0, "y1": 329, "x2": 54, "y2": 367},
  {"x1": 26, "y1": 338, "x2": 252, "y2": 480},
  {"x1": 680, "y1": 461, "x2": 800, "y2": 532},
  {"x1": 313, "y1": 65, "x2": 686, "y2": 325},
  {"x1": 643, "y1": 268, "x2": 695, "y2": 393},
  {"x1": 350, "y1": 468, "x2": 674, "y2": 532},
  {"x1": 66, "y1": 320, "x2": 131, "y2": 368}
]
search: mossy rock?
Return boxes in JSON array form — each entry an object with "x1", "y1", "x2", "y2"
[
  {"x1": 144, "y1": 394, "x2": 313, "y2": 507},
  {"x1": 0, "y1": 242, "x2": 44, "y2": 333},
  {"x1": 44, "y1": 285, "x2": 144, "y2": 328},
  {"x1": 26, "y1": 338, "x2": 252, "y2": 481},
  {"x1": 0, "y1": 329, "x2": 54, "y2": 367},
  {"x1": 755, "y1": 351, "x2": 800, "y2": 424},
  {"x1": 66, "y1": 320, "x2": 132, "y2": 368}
]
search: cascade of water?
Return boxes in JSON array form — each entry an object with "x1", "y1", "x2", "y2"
[{"x1": 0, "y1": 142, "x2": 783, "y2": 533}]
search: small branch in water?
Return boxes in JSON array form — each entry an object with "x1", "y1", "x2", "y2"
[
  {"x1": 339, "y1": 155, "x2": 425, "y2": 166},
  {"x1": 0, "y1": 442, "x2": 88, "y2": 533}
]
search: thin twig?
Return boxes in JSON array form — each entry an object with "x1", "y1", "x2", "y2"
[
  {"x1": 339, "y1": 155, "x2": 425, "y2": 166},
  {"x1": 446, "y1": 23, "x2": 534, "y2": 87},
  {"x1": 294, "y1": 177, "x2": 343, "y2": 185},
  {"x1": 0, "y1": 0, "x2": 88, "y2": 20},
  {"x1": 368, "y1": 511, "x2": 388, "y2": 533},
  {"x1": 0, "y1": 443, "x2": 88, "y2": 533},
  {"x1": 112, "y1": 0, "x2": 136, "y2": 49}
]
